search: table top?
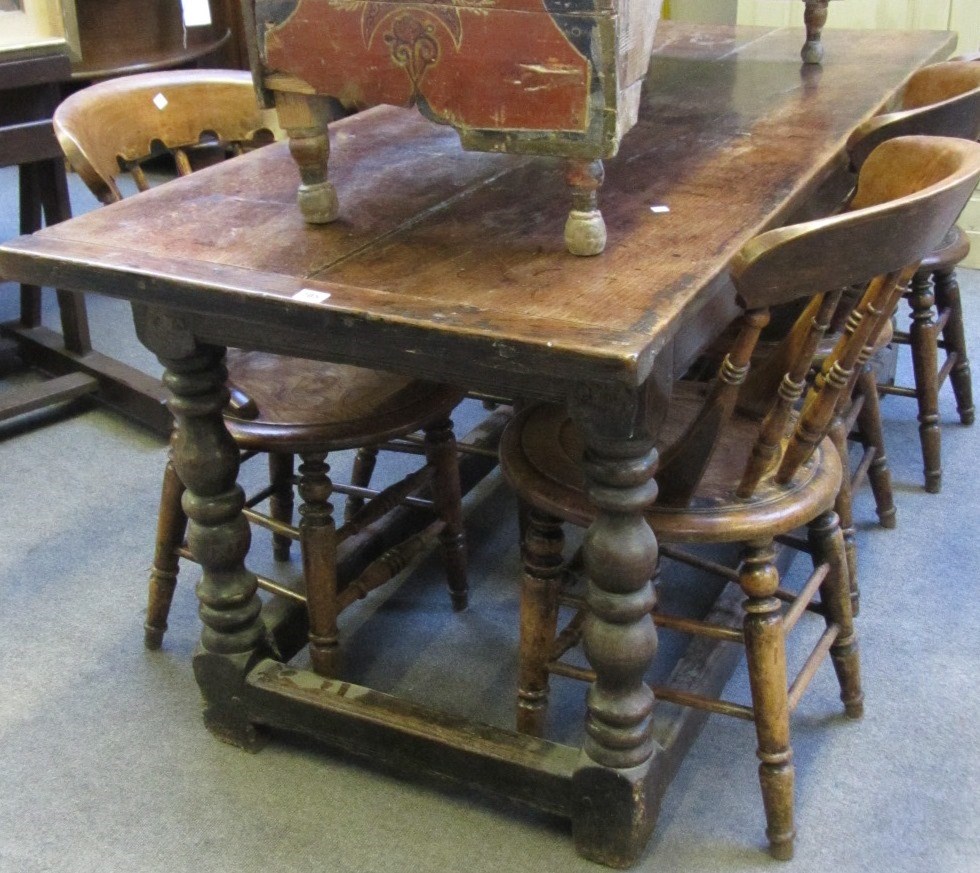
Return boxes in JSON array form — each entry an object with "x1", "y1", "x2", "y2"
[{"x1": 0, "y1": 23, "x2": 955, "y2": 400}]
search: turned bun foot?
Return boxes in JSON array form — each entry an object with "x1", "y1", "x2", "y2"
[
  {"x1": 564, "y1": 158, "x2": 607, "y2": 256},
  {"x1": 801, "y1": 1, "x2": 828, "y2": 65},
  {"x1": 298, "y1": 181, "x2": 339, "y2": 224},
  {"x1": 801, "y1": 40, "x2": 825, "y2": 65},
  {"x1": 565, "y1": 209, "x2": 607, "y2": 257}
]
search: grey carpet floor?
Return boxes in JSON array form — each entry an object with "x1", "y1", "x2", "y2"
[{"x1": 1, "y1": 164, "x2": 978, "y2": 873}]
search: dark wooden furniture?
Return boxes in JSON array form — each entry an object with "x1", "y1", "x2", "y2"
[
  {"x1": 53, "y1": 69, "x2": 470, "y2": 668},
  {"x1": 848, "y1": 60, "x2": 980, "y2": 492},
  {"x1": 499, "y1": 135, "x2": 980, "y2": 859},
  {"x1": 70, "y1": 0, "x2": 230, "y2": 80},
  {"x1": 0, "y1": 24, "x2": 957, "y2": 866},
  {"x1": 242, "y1": 0, "x2": 663, "y2": 255},
  {"x1": 214, "y1": 0, "x2": 253, "y2": 70},
  {"x1": 0, "y1": 51, "x2": 172, "y2": 432}
]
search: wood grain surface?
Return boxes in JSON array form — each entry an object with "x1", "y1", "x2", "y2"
[{"x1": 0, "y1": 23, "x2": 956, "y2": 399}]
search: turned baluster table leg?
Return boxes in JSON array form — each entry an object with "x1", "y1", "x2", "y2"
[
  {"x1": 565, "y1": 158, "x2": 607, "y2": 257},
  {"x1": 276, "y1": 92, "x2": 339, "y2": 225},
  {"x1": 136, "y1": 306, "x2": 269, "y2": 750},
  {"x1": 570, "y1": 417, "x2": 662, "y2": 866},
  {"x1": 802, "y1": 1, "x2": 829, "y2": 65}
]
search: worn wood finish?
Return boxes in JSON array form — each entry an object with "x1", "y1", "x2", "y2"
[
  {"x1": 498, "y1": 135, "x2": 980, "y2": 859},
  {"x1": 53, "y1": 70, "x2": 471, "y2": 666},
  {"x1": 70, "y1": 0, "x2": 229, "y2": 80},
  {"x1": 4, "y1": 27, "x2": 957, "y2": 399},
  {"x1": 246, "y1": 0, "x2": 663, "y2": 254},
  {"x1": 0, "y1": 26, "x2": 961, "y2": 866},
  {"x1": 847, "y1": 62, "x2": 980, "y2": 172},
  {"x1": 848, "y1": 59, "x2": 980, "y2": 492}
]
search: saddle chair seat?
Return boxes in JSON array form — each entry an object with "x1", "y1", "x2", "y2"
[
  {"x1": 501, "y1": 391, "x2": 842, "y2": 544},
  {"x1": 223, "y1": 350, "x2": 463, "y2": 451}
]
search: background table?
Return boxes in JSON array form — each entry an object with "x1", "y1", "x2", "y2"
[{"x1": 0, "y1": 22, "x2": 954, "y2": 866}]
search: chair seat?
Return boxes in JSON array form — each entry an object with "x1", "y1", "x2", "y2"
[
  {"x1": 915, "y1": 224, "x2": 969, "y2": 275},
  {"x1": 500, "y1": 389, "x2": 843, "y2": 544},
  {"x1": 222, "y1": 350, "x2": 464, "y2": 452}
]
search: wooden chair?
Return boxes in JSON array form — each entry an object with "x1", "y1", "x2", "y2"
[
  {"x1": 499, "y1": 136, "x2": 980, "y2": 859},
  {"x1": 53, "y1": 69, "x2": 469, "y2": 675},
  {"x1": 847, "y1": 60, "x2": 980, "y2": 492}
]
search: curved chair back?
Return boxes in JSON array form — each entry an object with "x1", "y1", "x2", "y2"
[
  {"x1": 655, "y1": 136, "x2": 980, "y2": 505},
  {"x1": 54, "y1": 69, "x2": 282, "y2": 205},
  {"x1": 847, "y1": 60, "x2": 980, "y2": 171}
]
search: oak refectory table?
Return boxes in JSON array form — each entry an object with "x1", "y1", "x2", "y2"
[{"x1": 0, "y1": 23, "x2": 955, "y2": 867}]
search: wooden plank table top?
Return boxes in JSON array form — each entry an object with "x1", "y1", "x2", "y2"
[
  {"x1": 0, "y1": 21, "x2": 956, "y2": 868},
  {"x1": 0, "y1": 23, "x2": 955, "y2": 401}
]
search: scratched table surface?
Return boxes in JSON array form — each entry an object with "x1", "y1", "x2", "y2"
[
  {"x1": 0, "y1": 21, "x2": 957, "y2": 869},
  {"x1": 0, "y1": 23, "x2": 955, "y2": 403}
]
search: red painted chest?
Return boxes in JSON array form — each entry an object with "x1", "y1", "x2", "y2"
[{"x1": 245, "y1": 0, "x2": 663, "y2": 254}]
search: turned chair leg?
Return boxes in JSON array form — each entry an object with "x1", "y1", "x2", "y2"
[
  {"x1": 344, "y1": 445, "x2": 379, "y2": 523},
  {"x1": 855, "y1": 366, "x2": 896, "y2": 529},
  {"x1": 829, "y1": 419, "x2": 859, "y2": 616},
  {"x1": 934, "y1": 266, "x2": 974, "y2": 426},
  {"x1": 739, "y1": 541, "x2": 796, "y2": 861},
  {"x1": 145, "y1": 459, "x2": 188, "y2": 649},
  {"x1": 807, "y1": 511, "x2": 864, "y2": 719},
  {"x1": 268, "y1": 452, "x2": 295, "y2": 561},
  {"x1": 516, "y1": 507, "x2": 564, "y2": 736},
  {"x1": 908, "y1": 275, "x2": 943, "y2": 492},
  {"x1": 298, "y1": 452, "x2": 341, "y2": 677},
  {"x1": 424, "y1": 417, "x2": 469, "y2": 611}
]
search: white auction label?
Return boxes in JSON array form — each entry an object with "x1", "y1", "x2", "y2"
[
  {"x1": 293, "y1": 289, "x2": 332, "y2": 303},
  {"x1": 181, "y1": 0, "x2": 212, "y2": 27}
]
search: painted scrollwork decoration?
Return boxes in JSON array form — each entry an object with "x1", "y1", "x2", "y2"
[{"x1": 329, "y1": 0, "x2": 495, "y2": 95}]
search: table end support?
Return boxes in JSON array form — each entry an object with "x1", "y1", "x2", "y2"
[
  {"x1": 571, "y1": 757, "x2": 663, "y2": 868},
  {"x1": 194, "y1": 648, "x2": 270, "y2": 752},
  {"x1": 569, "y1": 381, "x2": 666, "y2": 865},
  {"x1": 134, "y1": 303, "x2": 272, "y2": 751}
]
